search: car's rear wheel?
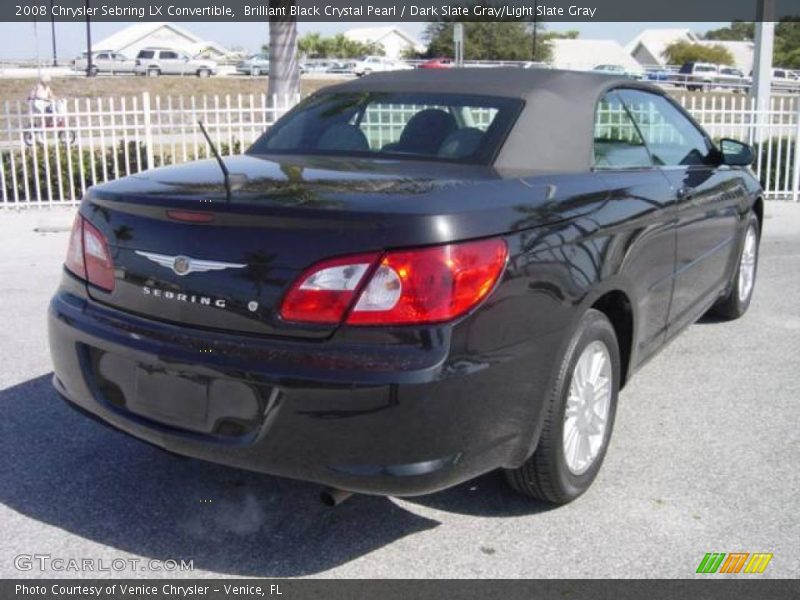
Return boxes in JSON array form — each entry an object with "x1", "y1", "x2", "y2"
[
  {"x1": 251, "y1": 67, "x2": 261, "y2": 77},
  {"x1": 147, "y1": 68, "x2": 160, "y2": 77},
  {"x1": 197, "y1": 69, "x2": 211, "y2": 78},
  {"x1": 505, "y1": 309, "x2": 620, "y2": 504},
  {"x1": 710, "y1": 213, "x2": 760, "y2": 320}
]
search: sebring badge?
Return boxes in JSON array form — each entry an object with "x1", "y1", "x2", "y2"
[{"x1": 135, "y1": 251, "x2": 246, "y2": 277}]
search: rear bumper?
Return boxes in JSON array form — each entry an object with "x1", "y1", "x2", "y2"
[{"x1": 48, "y1": 276, "x2": 560, "y2": 496}]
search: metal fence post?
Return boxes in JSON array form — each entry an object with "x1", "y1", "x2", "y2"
[
  {"x1": 142, "y1": 91, "x2": 155, "y2": 170},
  {"x1": 793, "y1": 98, "x2": 800, "y2": 203}
]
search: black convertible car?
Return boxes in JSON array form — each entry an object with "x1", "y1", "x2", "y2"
[{"x1": 49, "y1": 69, "x2": 762, "y2": 504}]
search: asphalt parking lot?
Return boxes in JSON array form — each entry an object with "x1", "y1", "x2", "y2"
[{"x1": 0, "y1": 203, "x2": 798, "y2": 579}]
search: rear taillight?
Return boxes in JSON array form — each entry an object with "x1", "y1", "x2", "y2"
[
  {"x1": 65, "y1": 214, "x2": 85, "y2": 279},
  {"x1": 279, "y1": 239, "x2": 507, "y2": 326},
  {"x1": 280, "y1": 253, "x2": 379, "y2": 324},
  {"x1": 64, "y1": 215, "x2": 115, "y2": 292}
]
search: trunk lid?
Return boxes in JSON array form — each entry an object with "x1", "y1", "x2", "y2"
[{"x1": 82, "y1": 154, "x2": 604, "y2": 338}]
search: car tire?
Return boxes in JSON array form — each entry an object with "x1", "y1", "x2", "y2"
[
  {"x1": 709, "y1": 213, "x2": 760, "y2": 320},
  {"x1": 147, "y1": 68, "x2": 160, "y2": 77},
  {"x1": 197, "y1": 69, "x2": 211, "y2": 78},
  {"x1": 505, "y1": 309, "x2": 620, "y2": 504},
  {"x1": 251, "y1": 67, "x2": 260, "y2": 77}
]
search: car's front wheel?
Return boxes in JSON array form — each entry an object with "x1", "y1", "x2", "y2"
[
  {"x1": 505, "y1": 309, "x2": 620, "y2": 504},
  {"x1": 710, "y1": 213, "x2": 760, "y2": 320}
]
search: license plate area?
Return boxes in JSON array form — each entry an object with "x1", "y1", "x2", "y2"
[
  {"x1": 85, "y1": 346, "x2": 268, "y2": 439},
  {"x1": 132, "y1": 366, "x2": 209, "y2": 430}
]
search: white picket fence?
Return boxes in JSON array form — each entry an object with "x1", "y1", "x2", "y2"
[
  {"x1": 1, "y1": 92, "x2": 798, "y2": 208},
  {"x1": 0, "y1": 92, "x2": 297, "y2": 208}
]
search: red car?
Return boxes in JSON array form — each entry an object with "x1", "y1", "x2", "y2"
[{"x1": 419, "y1": 58, "x2": 454, "y2": 69}]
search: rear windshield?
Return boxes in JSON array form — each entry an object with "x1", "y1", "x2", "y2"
[{"x1": 247, "y1": 92, "x2": 523, "y2": 164}]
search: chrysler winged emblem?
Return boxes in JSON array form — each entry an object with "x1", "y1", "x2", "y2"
[{"x1": 135, "y1": 251, "x2": 246, "y2": 277}]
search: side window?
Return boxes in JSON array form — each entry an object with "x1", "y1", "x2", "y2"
[
  {"x1": 96, "y1": 53, "x2": 108, "y2": 60},
  {"x1": 160, "y1": 51, "x2": 178, "y2": 60},
  {"x1": 593, "y1": 92, "x2": 652, "y2": 169},
  {"x1": 617, "y1": 89, "x2": 713, "y2": 167}
]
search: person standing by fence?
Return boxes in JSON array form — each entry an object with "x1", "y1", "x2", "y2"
[{"x1": 27, "y1": 74, "x2": 57, "y2": 115}]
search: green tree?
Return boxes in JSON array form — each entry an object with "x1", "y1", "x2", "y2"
[
  {"x1": 297, "y1": 32, "x2": 323, "y2": 57},
  {"x1": 703, "y1": 21, "x2": 755, "y2": 41},
  {"x1": 703, "y1": 19, "x2": 800, "y2": 68},
  {"x1": 296, "y1": 32, "x2": 384, "y2": 58},
  {"x1": 775, "y1": 19, "x2": 800, "y2": 68},
  {"x1": 425, "y1": 22, "x2": 552, "y2": 62},
  {"x1": 544, "y1": 30, "x2": 580, "y2": 40},
  {"x1": 662, "y1": 41, "x2": 734, "y2": 66}
]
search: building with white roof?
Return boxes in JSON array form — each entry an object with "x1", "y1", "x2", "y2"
[
  {"x1": 551, "y1": 39, "x2": 643, "y2": 73},
  {"x1": 91, "y1": 23, "x2": 229, "y2": 60},
  {"x1": 343, "y1": 27, "x2": 425, "y2": 59},
  {"x1": 625, "y1": 28, "x2": 697, "y2": 66},
  {"x1": 625, "y1": 28, "x2": 754, "y2": 73}
]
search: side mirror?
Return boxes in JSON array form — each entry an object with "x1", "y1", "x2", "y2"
[{"x1": 719, "y1": 138, "x2": 754, "y2": 166}]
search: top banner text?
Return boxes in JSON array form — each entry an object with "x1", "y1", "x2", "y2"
[{"x1": 4, "y1": 0, "x2": 800, "y2": 22}]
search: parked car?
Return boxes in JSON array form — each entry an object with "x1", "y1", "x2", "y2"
[
  {"x1": 352, "y1": 55, "x2": 413, "y2": 76},
  {"x1": 678, "y1": 62, "x2": 720, "y2": 91},
  {"x1": 645, "y1": 67, "x2": 676, "y2": 82},
  {"x1": 593, "y1": 64, "x2": 643, "y2": 80},
  {"x1": 236, "y1": 53, "x2": 269, "y2": 76},
  {"x1": 50, "y1": 69, "x2": 762, "y2": 505},
  {"x1": 520, "y1": 61, "x2": 553, "y2": 70},
  {"x1": 419, "y1": 58, "x2": 454, "y2": 69},
  {"x1": 716, "y1": 66, "x2": 750, "y2": 92},
  {"x1": 303, "y1": 60, "x2": 340, "y2": 74},
  {"x1": 72, "y1": 51, "x2": 136, "y2": 75},
  {"x1": 134, "y1": 48, "x2": 217, "y2": 78},
  {"x1": 771, "y1": 68, "x2": 800, "y2": 93},
  {"x1": 325, "y1": 61, "x2": 356, "y2": 74}
]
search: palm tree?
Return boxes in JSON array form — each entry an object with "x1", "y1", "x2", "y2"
[{"x1": 267, "y1": 2, "x2": 300, "y2": 107}]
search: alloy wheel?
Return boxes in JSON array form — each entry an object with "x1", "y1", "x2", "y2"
[
  {"x1": 738, "y1": 225, "x2": 758, "y2": 303},
  {"x1": 563, "y1": 341, "x2": 613, "y2": 475}
]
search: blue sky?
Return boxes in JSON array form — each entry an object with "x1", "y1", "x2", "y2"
[{"x1": 0, "y1": 21, "x2": 727, "y2": 61}]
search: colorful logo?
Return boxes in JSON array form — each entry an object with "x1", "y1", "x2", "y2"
[{"x1": 696, "y1": 552, "x2": 773, "y2": 574}]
